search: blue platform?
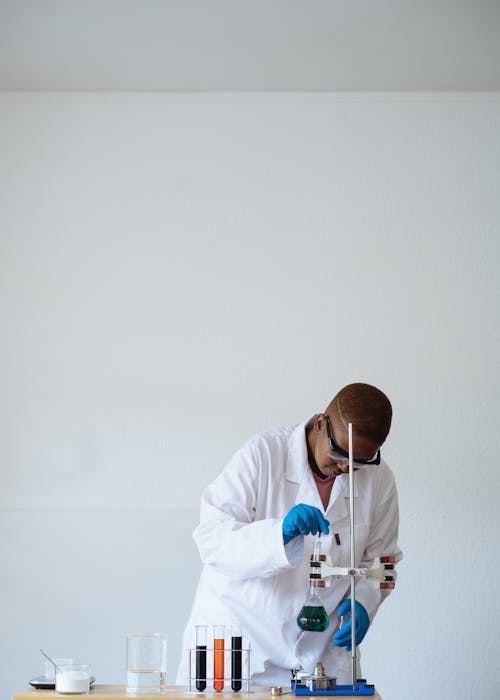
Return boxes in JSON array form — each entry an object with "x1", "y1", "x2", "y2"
[{"x1": 292, "y1": 680, "x2": 375, "y2": 696}]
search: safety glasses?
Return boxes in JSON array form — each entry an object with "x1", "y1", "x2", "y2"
[{"x1": 324, "y1": 414, "x2": 380, "y2": 468}]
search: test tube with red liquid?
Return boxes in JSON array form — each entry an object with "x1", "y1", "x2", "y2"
[{"x1": 213, "y1": 625, "x2": 225, "y2": 692}]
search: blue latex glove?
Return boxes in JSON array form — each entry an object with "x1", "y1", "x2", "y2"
[
  {"x1": 333, "y1": 600, "x2": 370, "y2": 651},
  {"x1": 282, "y1": 503, "x2": 329, "y2": 545}
]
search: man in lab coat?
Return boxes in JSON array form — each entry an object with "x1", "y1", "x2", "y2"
[{"x1": 176, "y1": 382, "x2": 402, "y2": 687}]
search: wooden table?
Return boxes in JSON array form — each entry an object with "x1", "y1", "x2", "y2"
[{"x1": 13, "y1": 685, "x2": 382, "y2": 700}]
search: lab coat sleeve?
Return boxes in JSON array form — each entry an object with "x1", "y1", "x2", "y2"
[
  {"x1": 193, "y1": 438, "x2": 303, "y2": 581},
  {"x1": 353, "y1": 470, "x2": 403, "y2": 622}
]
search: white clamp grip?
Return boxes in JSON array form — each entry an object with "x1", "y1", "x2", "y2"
[{"x1": 309, "y1": 555, "x2": 396, "y2": 590}]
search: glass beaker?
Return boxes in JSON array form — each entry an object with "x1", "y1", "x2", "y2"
[
  {"x1": 55, "y1": 665, "x2": 91, "y2": 695},
  {"x1": 126, "y1": 633, "x2": 167, "y2": 694}
]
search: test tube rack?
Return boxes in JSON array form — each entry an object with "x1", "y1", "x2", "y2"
[{"x1": 186, "y1": 646, "x2": 251, "y2": 693}]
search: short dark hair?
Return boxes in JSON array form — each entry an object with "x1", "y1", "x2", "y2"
[{"x1": 327, "y1": 382, "x2": 392, "y2": 445}]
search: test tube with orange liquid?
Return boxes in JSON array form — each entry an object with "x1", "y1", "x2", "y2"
[{"x1": 213, "y1": 625, "x2": 225, "y2": 691}]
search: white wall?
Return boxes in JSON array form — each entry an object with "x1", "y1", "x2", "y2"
[{"x1": 0, "y1": 93, "x2": 499, "y2": 700}]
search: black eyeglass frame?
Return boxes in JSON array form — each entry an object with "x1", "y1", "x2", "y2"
[{"x1": 323, "y1": 414, "x2": 381, "y2": 466}]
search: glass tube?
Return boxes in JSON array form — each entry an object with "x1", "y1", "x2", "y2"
[
  {"x1": 195, "y1": 625, "x2": 207, "y2": 691},
  {"x1": 231, "y1": 623, "x2": 242, "y2": 691},
  {"x1": 312, "y1": 534, "x2": 322, "y2": 561},
  {"x1": 213, "y1": 625, "x2": 225, "y2": 692}
]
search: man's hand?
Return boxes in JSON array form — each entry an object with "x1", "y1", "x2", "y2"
[
  {"x1": 282, "y1": 503, "x2": 329, "y2": 545},
  {"x1": 333, "y1": 600, "x2": 370, "y2": 651}
]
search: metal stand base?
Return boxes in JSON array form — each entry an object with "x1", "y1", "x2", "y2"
[{"x1": 292, "y1": 680, "x2": 375, "y2": 696}]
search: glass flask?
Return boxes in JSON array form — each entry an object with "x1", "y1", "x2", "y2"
[
  {"x1": 297, "y1": 534, "x2": 329, "y2": 632},
  {"x1": 296, "y1": 586, "x2": 330, "y2": 632}
]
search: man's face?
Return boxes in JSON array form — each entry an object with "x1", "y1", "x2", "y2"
[{"x1": 313, "y1": 413, "x2": 380, "y2": 478}]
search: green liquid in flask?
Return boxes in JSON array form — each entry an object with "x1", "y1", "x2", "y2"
[
  {"x1": 297, "y1": 604, "x2": 330, "y2": 631},
  {"x1": 297, "y1": 536, "x2": 330, "y2": 632}
]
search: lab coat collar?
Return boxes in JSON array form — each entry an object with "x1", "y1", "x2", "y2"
[
  {"x1": 285, "y1": 419, "x2": 313, "y2": 484},
  {"x1": 285, "y1": 418, "x2": 359, "y2": 517}
]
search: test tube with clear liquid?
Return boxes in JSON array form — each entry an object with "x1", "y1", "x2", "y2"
[{"x1": 213, "y1": 625, "x2": 225, "y2": 692}]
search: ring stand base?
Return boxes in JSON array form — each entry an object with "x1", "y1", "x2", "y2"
[{"x1": 292, "y1": 680, "x2": 375, "y2": 696}]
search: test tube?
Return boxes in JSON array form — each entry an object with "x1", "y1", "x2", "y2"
[
  {"x1": 213, "y1": 625, "x2": 225, "y2": 692},
  {"x1": 231, "y1": 623, "x2": 242, "y2": 691},
  {"x1": 195, "y1": 625, "x2": 207, "y2": 691}
]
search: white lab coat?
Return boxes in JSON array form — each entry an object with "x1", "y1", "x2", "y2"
[{"x1": 176, "y1": 420, "x2": 402, "y2": 687}]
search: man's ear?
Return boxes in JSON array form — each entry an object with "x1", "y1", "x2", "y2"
[{"x1": 315, "y1": 413, "x2": 326, "y2": 433}]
